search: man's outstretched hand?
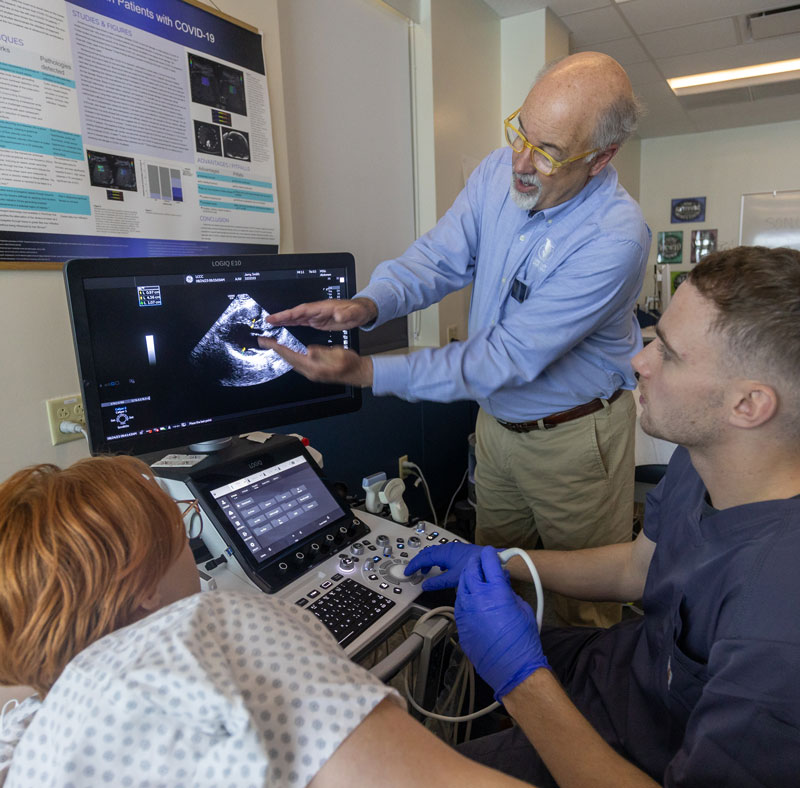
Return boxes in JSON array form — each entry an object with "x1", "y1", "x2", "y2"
[
  {"x1": 266, "y1": 297, "x2": 378, "y2": 331},
  {"x1": 258, "y1": 338, "x2": 373, "y2": 387}
]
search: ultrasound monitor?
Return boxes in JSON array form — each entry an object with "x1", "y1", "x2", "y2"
[{"x1": 65, "y1": 253, "x2": 361, "y2": 456}]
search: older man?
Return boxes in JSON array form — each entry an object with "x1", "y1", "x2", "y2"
[
  {"x1": 408, "y1": 246, "x2": 800, "y2": 787},
  {"x1": 263, "y1": 53, "x2": 650, "y2": 627}
]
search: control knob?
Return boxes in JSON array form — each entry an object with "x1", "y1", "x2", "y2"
[
  {"x1": 415, "y1": 521, "x2": 426, "y2": 535},
  {"x1": 338, "y1": 555, "x2": 355, "y2": 572},
  {"x1": 375, "y1": 534, "x2": 390, "y2": 547},
  {"x1": 350, "y1": 542, "x2": 364, "y2": 556},
  {"x1": 408, "y1": 536, "x2": 421, "y2": 548},
  {"x1": 382, "y1": 544, "x2": 393, "y2": 557}
]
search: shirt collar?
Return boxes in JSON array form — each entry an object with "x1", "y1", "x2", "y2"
[{"x1": 527, "y1": 165, "x2": 615, "y2": 223}]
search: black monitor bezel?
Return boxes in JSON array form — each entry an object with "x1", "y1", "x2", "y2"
[{"x1": 64, "y1": 253, "x2": 361, "y2": 456}]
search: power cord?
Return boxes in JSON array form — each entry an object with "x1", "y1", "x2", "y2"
[
  {"x1": 442, "y1": 467, "x2": 469, "y2": 528},
  {"x1": 59, "y1": 420, "x2": 88, "y2": 441},
  {"x1": 401, "y1": 460, "x2": 438, "y2": 527}
]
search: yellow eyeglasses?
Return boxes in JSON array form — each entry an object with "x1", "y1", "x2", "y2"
[{"x1": 504, "y1": 108, "x2": 598, "y2": 176}]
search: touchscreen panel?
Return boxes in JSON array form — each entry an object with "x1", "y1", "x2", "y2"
[{"x1": 208, "y1": 455, "x2": 346, "y2": 562}]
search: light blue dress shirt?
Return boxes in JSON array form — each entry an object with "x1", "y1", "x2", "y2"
[{"x1": 357, "y1": 147, "x2": 650, "y2": 422}]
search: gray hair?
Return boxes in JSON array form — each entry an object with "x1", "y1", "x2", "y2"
[{"x1": 590, "y1": 93, "x2": 644, "y2": 150}]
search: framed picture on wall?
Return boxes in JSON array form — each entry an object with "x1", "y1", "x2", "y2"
[
  {"x1": 657, "y1": 231, "x2": 683, "y2": 263},
  {"x1": 691, "y1": 229, "x2": 717, "y2": 263},
  {"x1": 670, "y1": 270, "x2": 690, "y2": 294},
  {"x1": 671, "y1": 197, "x2": 706, "y2": 223}
]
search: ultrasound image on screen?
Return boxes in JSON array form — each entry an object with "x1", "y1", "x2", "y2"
[
  {"x1": 78, "y1": 265, "x2": 353, "y2": 446},
  {"x1": 190, "y1": 294, "x2": 306, "y2": 387}
]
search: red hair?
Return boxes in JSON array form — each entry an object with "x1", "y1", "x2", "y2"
[{"x1": 0, "y1": 455, "x2": 186, "y2": 695}]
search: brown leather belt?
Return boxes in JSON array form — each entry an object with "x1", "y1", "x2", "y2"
[{"x1": 496, "y1": 389, "x2": 624, "y2": 433}]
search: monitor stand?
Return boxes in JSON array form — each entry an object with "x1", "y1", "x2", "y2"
[{"x1": 188, "y1": 436, "x2": 233, "y2": 453}]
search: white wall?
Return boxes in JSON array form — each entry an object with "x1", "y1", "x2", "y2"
[
  {"x1": 276, "y1": 0, "x2": 415, "y2": 293},
  {"x1": 426, "y1": 0, "x2": 501, "y2": 345},
  {"x1": 501, "y1": 8, "x2": 569, "y2": 125},
  {"x1": 0, "y1": 271, "x2": 88, "y2": 481},
  {"x1": 638, "y1": 118, "x2": 800, "y2": 304}
]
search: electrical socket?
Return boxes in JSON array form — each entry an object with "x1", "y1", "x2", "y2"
[
  {"x1": 398, "y1": 454, "x2": 410, "y2": 479},
  {"x1": 446, "y1": 324, "x2": 459, "y2": 342},
  {"x1": 45, "y1": 394, "x2": 86, "y2": 446}
]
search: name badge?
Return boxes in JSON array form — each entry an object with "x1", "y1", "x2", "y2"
[{"x1": 511, "y1": 278, "x2": 529, "y2": 303}]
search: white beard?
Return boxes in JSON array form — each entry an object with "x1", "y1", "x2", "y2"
[{"x1": 510, "y1": 172, "x2": 542, "y2": 211}]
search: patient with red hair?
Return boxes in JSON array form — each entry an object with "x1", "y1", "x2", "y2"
[{"x1": 0, "y1": 455, "x2": 525, "y2": 788}]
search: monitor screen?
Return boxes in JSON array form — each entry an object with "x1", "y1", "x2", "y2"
[{"x1": 65, "y1": 253, "x2": 361, "y2": 456}]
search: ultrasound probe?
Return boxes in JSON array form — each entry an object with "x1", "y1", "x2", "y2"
[{"x1": 404, "y1": 547, "x2": 544, "y2": 724}]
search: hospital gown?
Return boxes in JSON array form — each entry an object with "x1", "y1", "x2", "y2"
[{"x1": 0, "y1": 591, "x2": 403, "y2": 787}]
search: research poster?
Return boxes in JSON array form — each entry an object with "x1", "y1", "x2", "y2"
[{"x1": 0, "y1": 0, "x2": 279, "y2": 264}]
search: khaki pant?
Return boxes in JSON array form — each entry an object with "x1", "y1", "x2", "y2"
[{"x1": 474, "y1": 391, "x2": 636, "y2": 628}]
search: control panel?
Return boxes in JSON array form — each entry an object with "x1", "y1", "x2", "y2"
[
  {"x1": 153, "y1": 437, "x2": 463, "y2": 659},
  {"x1": 162, "y1": 477, "x2": 458, "y2": 657},
  {"x1": 275, "y1": 510, "x2": 461, "y2": 657}
]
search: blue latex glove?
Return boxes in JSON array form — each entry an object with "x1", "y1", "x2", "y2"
[
  {"x1": 404, "y1": 542, "x2": 486, "y2": 591},
  {"x1": 455, "y1": 546, "x2": 549, "y2": 701}
]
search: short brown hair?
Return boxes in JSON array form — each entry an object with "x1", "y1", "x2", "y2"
[
  {"x1": 0, "y1": 455, "x2": 186, "y2": 695},
  {"x1": 689, "y1": 246, "x2": 800, "y2": 434}
]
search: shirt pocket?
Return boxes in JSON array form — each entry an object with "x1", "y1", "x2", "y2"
[{"x1": 666, "y1": 603, "x2": 709, "y2": 723}]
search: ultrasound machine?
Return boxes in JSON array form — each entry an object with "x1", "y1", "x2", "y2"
[{"x1": 64, "y1": 252, "x2": 462, "y2": 706}]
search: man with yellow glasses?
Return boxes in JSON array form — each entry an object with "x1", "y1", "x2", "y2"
[{"x1": 263, "y1": 53, "x2": 650, "y2": 628}]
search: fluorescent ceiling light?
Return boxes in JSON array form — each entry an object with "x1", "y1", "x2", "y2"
[{"x1": 668, "y1": 58, "x2": 800, "y2": 95}]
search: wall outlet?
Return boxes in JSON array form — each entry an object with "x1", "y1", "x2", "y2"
[
  {"x1": 446, "y1": 324, "x2": 459, "y2": 342},
  {"x1": 398, "y1": 454, "x2": 409, "y2": 479},
  {"x1": 45, "y1": 394, "x2": 86, "y2": 446}
]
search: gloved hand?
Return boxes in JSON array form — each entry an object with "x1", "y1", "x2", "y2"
[
  {"x1": 455, "y1": 546, "x2": 549, "y2": 701},
  {"x1": 404, "y1": 542, "x2": 486, "y2": 591}
]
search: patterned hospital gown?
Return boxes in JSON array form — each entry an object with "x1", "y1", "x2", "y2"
[{"x1": 0, "y1": 591, "x2": 403, "y2": 787}]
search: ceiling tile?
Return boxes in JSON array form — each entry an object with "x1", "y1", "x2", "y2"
[
  {"x1": 688, "y1": 92, "x2": 800, "y2": 132},
  {"x1": 546, "y1": 0, "x2": 612, "y2": 15},
  {"x1": 639, "y1": 18, "x2": 739, "y2": 59},
  {"x1": 751, "y1": 77, "x2": 800, "y2": 100},
  {"x1": 616, "y1": 0, "x2": 786, "y2": 36},
  {"x1": 561, "y1": 6, "x2": 631, "y2": 46},
  {"x1": 624, "y1": 59, "x2": 664, "y2": 86},
  {"x1": 657, "y1": 33, "x2": 800, "y2": 78},
  {"x1": 486, "y1": 0, "x2": 800, "y2": 138},
  {"x1": 572, "y1": 35, "x2": 650, "y2": 64},
  {"x1": 677, "y1": 87, "x2": 753, "y2": 110}
]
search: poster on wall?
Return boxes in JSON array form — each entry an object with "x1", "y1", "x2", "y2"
[
  {"x1": 690, "y1": 229, "x2": 717, "y2": 263},
  {"x1": 657, "y1": 230, "x2": 682, "y2": 263},
  {"x1": 670, "y1": 270, "x2": 689, "y2": 294},
  {"x1": 671, "y1": 196, "x2": 706, "y2": 224},
  {"x1": 0, "y1": 0, "x2": 279, "y2": 267}
]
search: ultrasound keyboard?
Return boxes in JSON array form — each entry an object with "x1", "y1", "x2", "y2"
[{"x1": 305, "y1": 578, "x2": 396, "y2": 649}]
